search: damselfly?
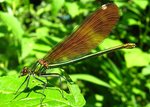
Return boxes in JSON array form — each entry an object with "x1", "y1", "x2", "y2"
[{"x1": 14, "y1": 3, "x2": 136, "y2": 105}]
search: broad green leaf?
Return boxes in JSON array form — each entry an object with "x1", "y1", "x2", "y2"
[
  {"x1": 0, "y1": 75, "x2": 85, "y2": 107},
  {"x1": 20, "y1": 37, "x2": 35, "y2": 60},
  {"x1": 124, "y1": 48, "x2": 150, "y2": 68},
  {"x1": 0, "y1": 12, "x2": 24, "y2": 39},
  {"x1": 65, "y1": 2, "x2": 79, "y2": 18},
  {"x1": 100, "y1": 38, "x2": 122, "y2": 49}
]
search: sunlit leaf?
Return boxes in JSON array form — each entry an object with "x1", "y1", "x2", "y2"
[
  {"x1": 0, "y1": 12, "x2": 24, "y2": 39},
  {"x1": 65, "y1": 2, "x2": 80, "y2": 18},
  {"x1": 124, "y1": 48, "x2": 150, "y2": 68},
  {"x1": 71, "y1": 74, "x2": 110, "y2": 88},
  {"x1": 0, "y1": 75, "x2": 85, "y2": 107},
  {"x1": 51, "y1": 0, "x2": 65, "y2": 16}
]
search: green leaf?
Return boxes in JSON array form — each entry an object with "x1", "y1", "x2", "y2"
[
  {"x1": 66, "y1": 84, "x2": 86, "y2": 107},
  {"x1": 145, "y1": 103, "x2": 150, "y2": 107},
  {"x1": 133, "y1": 0, "x2": 148, "y2": 10},
  {"x1": 108, "y1": 72, "x2": 122, "y2": 87},
  {"x1": 65, "y1": 2, "x2": 79, "y2": 18},
  {"x1": 128, "y1": 18, "x2": 139, "y2": 25},
  {"x1": 0, "y1": 75, "x2": 85, "y2": 107},
  {"x1": 142, "y1": 66, "x2": 150, "y2": 76},
  {"x1": 20, "y1": 37, "x2": 35, "y2": 60},
  {"x1": 99, "y1": 38, "x2": 122, "y2": 49},
  {"x1": 33, "y1": 43, "x2": 51, "y2": 58},
  {"x1": 51, "y1": 0, "x2": 65, "y2": 16},
  {"x1": 35, "y1": 27, "x2": 49, "y2": 37},
  {"x1": 0, "y1": 12, "x2": 24, "y2": 39},
  {"x1": 124, "y1": 48, "x2": 150, "y2": 68},
  {"x1": 132, "y1": 87, "x2": 146, "y2": 99},
  {"x1": 114, "y1": 1, "x2": 126, "y2": 7},
  {"x1": 107, "y1": 58, "x2": 122, "y2": 80},
  {"x1": 71, "y1": 74, "x2": 110, "y2": 88}
]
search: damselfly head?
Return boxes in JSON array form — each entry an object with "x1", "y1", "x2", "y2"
[{"x1": 19, "y1": 67, "x2": 30, "y2": 77}]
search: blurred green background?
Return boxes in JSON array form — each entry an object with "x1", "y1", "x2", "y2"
[{"x1": 0, "y1": 0, "x2": 150, "y2": 107}]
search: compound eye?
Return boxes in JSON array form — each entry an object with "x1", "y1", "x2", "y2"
[{"x1": 20, "y1": 67, "x2": 29, "y2": 76}]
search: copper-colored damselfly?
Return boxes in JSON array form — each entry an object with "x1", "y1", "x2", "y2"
[{"x1": 14, "y1": 3, "x2": 135, "y2": 104}]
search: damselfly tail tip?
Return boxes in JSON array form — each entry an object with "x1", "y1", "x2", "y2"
[{"x1": 124, "y1": 43, "x2": 136, "y2": 49}]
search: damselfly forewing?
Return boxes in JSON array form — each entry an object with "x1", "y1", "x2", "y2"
[{"x1": 15, "y1": 3, "x2": 135, "y2": 104}]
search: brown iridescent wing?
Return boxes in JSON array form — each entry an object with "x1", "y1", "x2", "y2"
[{"x1": 43, "y1": 3, "x2": 119, "y2": 64}]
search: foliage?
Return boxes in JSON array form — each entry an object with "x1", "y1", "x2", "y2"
[
  {"x1": 0, "y1": 75, "x2": 85, "y2": 107},
  {"x1": 0, "y1": 0, "x2": 150, "y2": 107}
]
